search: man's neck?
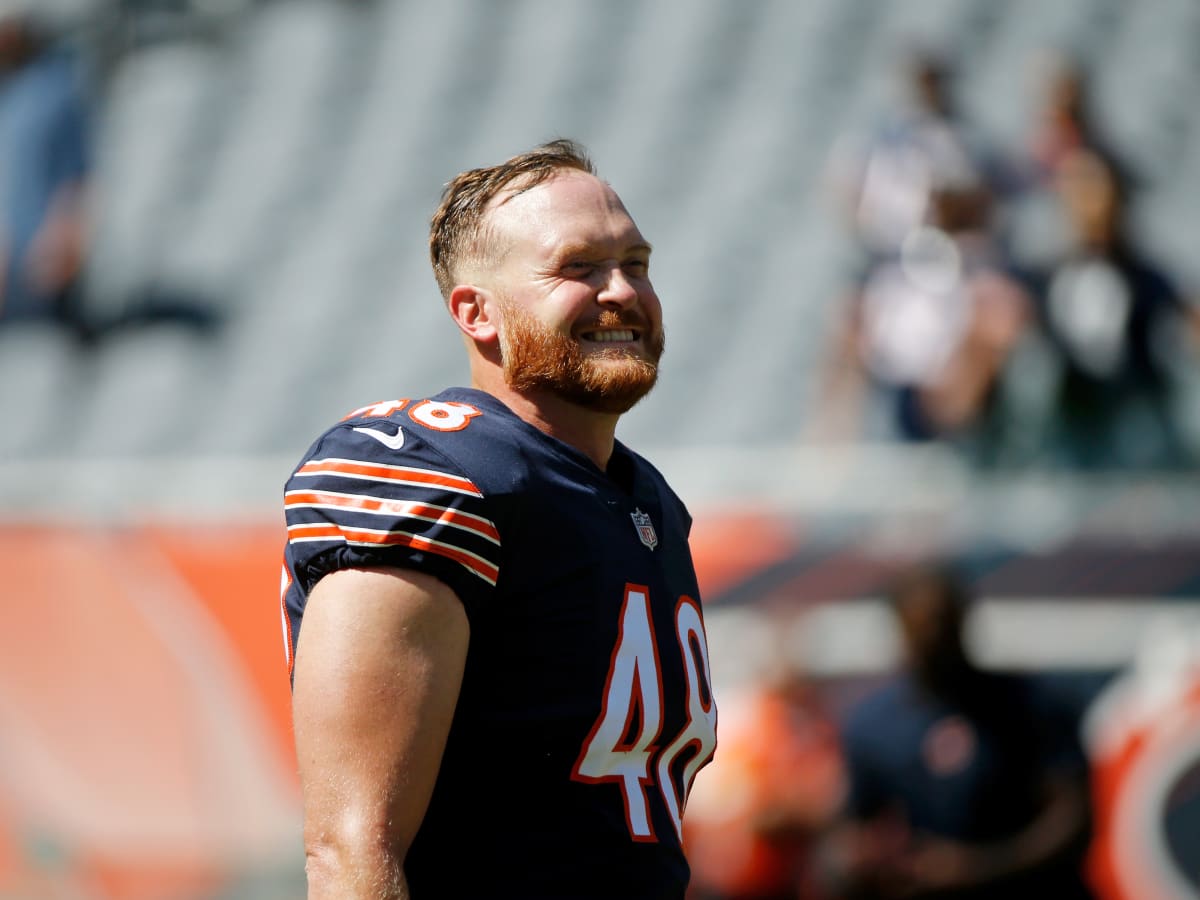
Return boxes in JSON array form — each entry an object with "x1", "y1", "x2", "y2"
[
  {"x1": 912, "y1": 653, "x2": 979, "y2": 704},
  {"x1": 472, "y1": 375, "x2": 619, "y2": 470}
]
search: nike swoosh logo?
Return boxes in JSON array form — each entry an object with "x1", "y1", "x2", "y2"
[{"x1": 353, "y1": 424, "x2": 405, "y2": 450}]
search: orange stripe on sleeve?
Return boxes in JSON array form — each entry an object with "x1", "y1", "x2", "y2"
[
  {"x1": 295, "y1": 458, "x2": 483, "y2": 497},
  {"x1": 287, "y1": 523, "x2": 499, "y2": 586},
  {"x1": 284, "y1": 490, "x2": 499, "y2": 543}
]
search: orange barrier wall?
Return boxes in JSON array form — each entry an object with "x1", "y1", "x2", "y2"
[{"x1": 0, "y1": 522, "x2": 299, "y2": 898}]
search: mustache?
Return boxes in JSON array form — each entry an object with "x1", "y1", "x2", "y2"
[{"x1": 582, "y1": 309, "x2": 653, "y2": 333}]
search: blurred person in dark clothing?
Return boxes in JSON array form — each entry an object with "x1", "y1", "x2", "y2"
[
  {"x1": 1030, "y1": 146, "x2": 1197, "y2": 469},
  {"x1": 818, "y1": 565, "x2": 1093, "y2": 900},
  {"x1": 0, "y1": 2, "x2": 91, "y2": 337}
]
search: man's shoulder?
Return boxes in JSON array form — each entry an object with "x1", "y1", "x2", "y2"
[
  {"x1": 283, "y1": 392, "x2": 512, "y2": 600},
  {"x1": 292, "y1": 391, "x2": 538, "y2": 488},
  {"x1": 617, "y1": 441, "x2": 688, "y2": 507}
]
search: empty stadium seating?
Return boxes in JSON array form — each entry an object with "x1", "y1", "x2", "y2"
[{"x1": 2, "y1": 0, "x2": 1197, "y2": 494}]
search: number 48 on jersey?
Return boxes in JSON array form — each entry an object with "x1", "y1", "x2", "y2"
[{"x1": 572, "y1": 585, "x2": 717, "y2": 843}]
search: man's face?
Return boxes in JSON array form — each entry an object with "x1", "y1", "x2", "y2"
[
  {"x1": 0, "y1": 19, "x2": 26, "y2": 67},
  {"x1": 481, "y1": 170, "x2": 665, "y2": 414},
  {"x1": 896, "y1": 583, "x2": 965, "y2": 675},
  {"x1": 1057, "y1": 150, "x2": 1120, "y2": 248}
]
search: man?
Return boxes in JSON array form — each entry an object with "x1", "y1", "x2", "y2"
[
  {"x1": 281, "y1": 140, "x2": 718, "y2": 899},
  {"x1": 0, "y1": 2, "x2": 91, "y2": 334},
  {"x1": 821, "y1": 564, "x2": 1093, "y2": 900},
  {"x1": 1034, "y1": 147, "x2": 1195, "y2": 469}
]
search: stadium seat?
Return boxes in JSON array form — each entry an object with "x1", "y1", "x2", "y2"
[
  {"x1": 85, "y1": 40, "x2": 227, "y2": 325},
  {"x1": 31, "y1": 0, "x2": 1200, "y2": 467},
  {"x1": 68, "y1": 324, "x2": 223, "y2": 458},
  {"x1": 0, "y1": 323, "x2": 86, "y2": 459}
]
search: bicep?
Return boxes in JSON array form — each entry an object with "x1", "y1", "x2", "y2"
[{"x1": 292, "y1": 566, "x2": 470, "y2": 864}]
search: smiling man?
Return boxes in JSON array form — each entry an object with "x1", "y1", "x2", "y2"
[{"x1": 281, "y1": 140, "x2": 717, "y2": 899}]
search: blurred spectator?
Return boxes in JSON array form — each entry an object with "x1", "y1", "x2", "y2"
[
  {"x1": 827, "y1": 48, "x2": 1016, "y2": 260},
  {"x1": 815, "y1": 175, "x2": 1031, "y2": 459},
  {"x1": 817, "y1": 564, "x2": 1093, "y2": 900},
  {"x1": 1005, "y1": 53, "x2": 1139, "y2": 273},
  {"x1": 685, "y1": 662, "x2": 845, "y2": 900},
  {"x1": 1027, "y1": 147, "x2": 1198, "y2": 469},
  {"x1": 0, "y1": 2, "x2": 92, "y2": 338},
  {"x1": 1025, "y1": 54, "x2": 1133, "y2": 191}
]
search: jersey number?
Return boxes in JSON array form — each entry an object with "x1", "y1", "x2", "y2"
[
  {"x1": 341, "y1": 398, "x2": 482, "y2": 432},
  {"x1": 571, "y1": 586, "x2": 717, "y2": 843}
]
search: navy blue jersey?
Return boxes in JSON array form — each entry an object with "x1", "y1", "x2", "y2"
[
  {"x1": 841, "y1": 671, "x2": 1092, "y2": 900},
  {"x1": 282, "y1": 388, "x2": 717, "y2": 900}
]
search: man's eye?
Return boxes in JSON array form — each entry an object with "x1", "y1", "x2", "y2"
[
  {"x1": 624, "y1": 260, "x2": 650, "y2": 276},
  {"x1": 562, "y1": 262, "x2": 594, "y2": 276}
]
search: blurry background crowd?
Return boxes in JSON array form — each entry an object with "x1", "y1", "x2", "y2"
[
  {"x1": 0, "y1": 0, "x2": 1198, "y2": 898},
  {"x1": 3, "y1": 0, "x2": 1200, "y2": 478}
]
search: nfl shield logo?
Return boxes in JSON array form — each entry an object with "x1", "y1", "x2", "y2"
[{"x1": 630, "y1": 508, "x2": 658, "y2": 550}]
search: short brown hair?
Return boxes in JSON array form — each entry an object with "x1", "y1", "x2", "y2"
[{"x1": 429, "y1": 139, "x2": 596, "y2": 299}]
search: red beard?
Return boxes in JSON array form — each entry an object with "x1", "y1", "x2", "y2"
[{"x1": 499, "y1": 304, "x2": 665, "y2": 414}]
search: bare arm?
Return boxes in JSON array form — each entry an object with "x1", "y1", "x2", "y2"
[
  {"x1": 906, "y1": 773, "x2": 1091, "y2": 894},
  {"x1": 817, "y1": 774, "x2": 1089, "y2": 900},
  {"x1": 921, "y1": 271, "x2": 1031, "y2": 434},
  {"x1": 27, "y1": 181, "x2": 89, "y2": 295},
  {"x1": 291, "y1": 566, "x2": 470, "y2": 899}
]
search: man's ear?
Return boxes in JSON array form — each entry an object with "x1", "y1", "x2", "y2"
[{"x1": 448, "y1": 284, "x2": 500, "y2": 343}]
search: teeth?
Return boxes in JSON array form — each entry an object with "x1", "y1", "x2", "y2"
[{"x1": 588, "y1": 330, "x2": 635, "y2": 343}]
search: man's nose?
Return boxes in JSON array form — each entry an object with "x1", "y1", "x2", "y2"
[{"x1": 598, "y1": 266, "x2": 639, "y2": 308}]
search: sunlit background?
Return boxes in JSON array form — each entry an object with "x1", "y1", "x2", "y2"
[{"x1": 1, "y1": 0, "x2": 1198, "y2": 897}]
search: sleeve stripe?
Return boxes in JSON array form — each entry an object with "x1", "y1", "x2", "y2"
[
  {"x1": 287, "y1": 523, "x2": 499, "y2": 586},
  {"x1": 295, "y1": 457, "x2": 483, "y2": 497},
  {"x1": 285, "y1": 489, "x2": 500, "y2": 545}
]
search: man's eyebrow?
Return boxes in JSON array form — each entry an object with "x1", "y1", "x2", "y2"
[{"x1": 551, "y1": 240, "x2": 653, "y2": 261}]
